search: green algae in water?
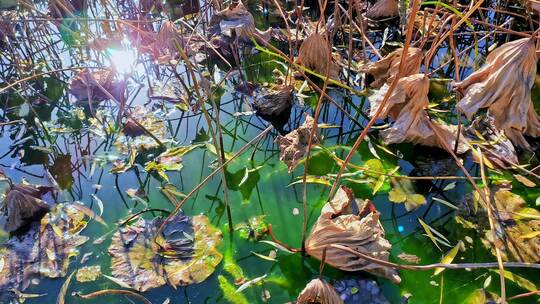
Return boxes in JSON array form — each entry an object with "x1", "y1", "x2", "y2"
[{"x1": 218, "y1": 275, "x2": 249, "y2": 304}]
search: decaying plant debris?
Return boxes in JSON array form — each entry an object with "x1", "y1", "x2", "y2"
[
  {"x1": 369, "y1": 73, "x2": 469, "y2": 154},
  {"x1": 460, "y1": 189, "x2": 540, "y2": 263},
  {"x1": 253, "y1": 84, "x2": 293, "y2": 132},
  {"x1": 208, "y1": 0, "x2": 271, "y2": 43},
  {"x1": 108, "y1": 213, "x2": 222, "y2": 292},
  {"x1": 297, "y1": 32, "x2": 340, "y2": 79},
  {"x1": 454, "y1": 38, "x2": 540, "y2": 150},
  {"x1": 464, "y1": 116, "x2": 518, "y2": 168},
  {"x1": 1, "y1": 183, "x2": 53, "y2": 232},
  {"x1": 305, "y1": 186, "x2": 401, "y2": 284},
  {"x1": 364, "y1": 47, "x2": 423, "y2": 88},
  {"x1": 365, "y1": 0, "x2": 399, "y2": 19},
  {"x1": 69, "y1": 69, "x2": 125, "y2": 105},
  {"x1": 0, "y1": 204, "x2": 89, "y2": 301},
  {"x1": 276, "y1": 115, "x2": 320, "y2": 173}
]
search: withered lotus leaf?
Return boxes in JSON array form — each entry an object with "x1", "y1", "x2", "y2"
[
  {"x1": 69, "y1": 69, "x2": 125, "y2": 105},
  {"x1": 109, "y1": 217, "x2": 166, "y2": 291},
  {"x1": 530, "y1": 0, "x2": 540, "y2": 12},
  {"x1": 369, "y1": 74, "x2": 469, "y2": 154},
  {"x1": 305, "y1": 186, "x2": 401, "y2": 284},
  {"x1": 155, "y1": 20, "x2": 184, "y2": 57},
  {"x1": 364, "y1": 47, "x2": 422, "y2": 88},
  {"x1": 122, "y1": 118, "x2": 147, "y2": 138},
  {"x1": 108, "y1": 213, "x2": 222, "y2": 292},
  {"x1": 365, "y1": 0, "x2": 399, "y2": 19},
  {"x1": 297, "y1": 32, "x2": 340, "y2": 80},
  {"x1": 0, "y1": 204, "x2": 89, "y2": 298},
  {"x1": 275, "y1": 115, "x2": 320, "y2": 173},
  {"x1": 254, "y1": 85, "x2": 293, "y2": 132},
  {"x1": 163, "y1": 215, "x2": 223, "y2": 286},
  {"x1": 1, "y1": 183, "x2": 54, "y2": 232},
  {"x1": 209, "y1": 1, "x2": 258, "y2": 40},
  {"x1": 253, "y1": 85, "x2": 293, "y2": 118},
  {"x1": 454, "y1": 38, "x2": 540, "y2": 149},
  {"x1": 297, "y1": 278, "x2": 343, "y2": 304}
]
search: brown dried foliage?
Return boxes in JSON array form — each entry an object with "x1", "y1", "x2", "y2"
[
  {"x1": 454, "y1": 38, "x2": 540, "y2": 149},
  {"x1": 69, "y1": 69, "x2": 125, "y2": 105},
  {"x1": 305, "y1": 186, "x2": 401, "y2": 284},
  {"x1": 1, "y1": 183, "x2": 53, "y2": 232},
  {"x1": 365, "y1": 0, "x2": 399, "y2": 19},
  {"x1": 209, "y1": 1, "x2": 258, "y2": 40},
  {"x1": 297, "y1": 32, "x2": 340, "y2": 80},
  {"x1": 369, "y1": 74, "x2": 469, "y2": 154},
  {"x1": 275, "y1": 115, "x2": 320, "y2": 173},
  {"x1": 364, "y1": 47, "x2": 422, "y2": 88}
]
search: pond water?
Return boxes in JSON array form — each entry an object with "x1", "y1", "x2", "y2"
[{"x1": 1, "y1": 0, "x2": 540, "y2": 304}]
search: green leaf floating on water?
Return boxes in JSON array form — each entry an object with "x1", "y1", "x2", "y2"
[
  {"x1": 364, "y1": 159, "x2": 386, "y2": 195},
  {"x1": 388, "y1": 178, "x2": 426, "y2": 211},
  {"x1": 234, "y1": 215, "x2": 268, "y2": 240},
  {"x1": 145, "y1": 145, "x2": 202, "y2": 181},
  {"x1": 108, "y1": 213, "x2": 223, "y2": 292}
]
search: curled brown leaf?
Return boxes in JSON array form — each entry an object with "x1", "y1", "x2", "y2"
[
  {"x1": 369, "y1": 74, "x2": 469, "y2": 154},
  {"x1": 454, "y1": 38, "x2": 540, "y2": 149},
  {"x1": 297, "y1": 32, "x2": 340, "y2": 80},
  {"x1": 275, "y1": 115, "x2": 320, "y2": 173},
  {"x1": 305, "y1": 186, "x2": 401, "y2": 283},
  {"x1": 364, "y1": 47, "x2": 422, "y2": 89}
]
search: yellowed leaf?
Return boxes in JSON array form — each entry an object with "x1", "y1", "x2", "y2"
[
  {"x1": 514, "y1": 174, "x2": 536, "y2": 187},
  {"x1": 434, "y1": 242, "x2": 461, "y2": 275}
]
